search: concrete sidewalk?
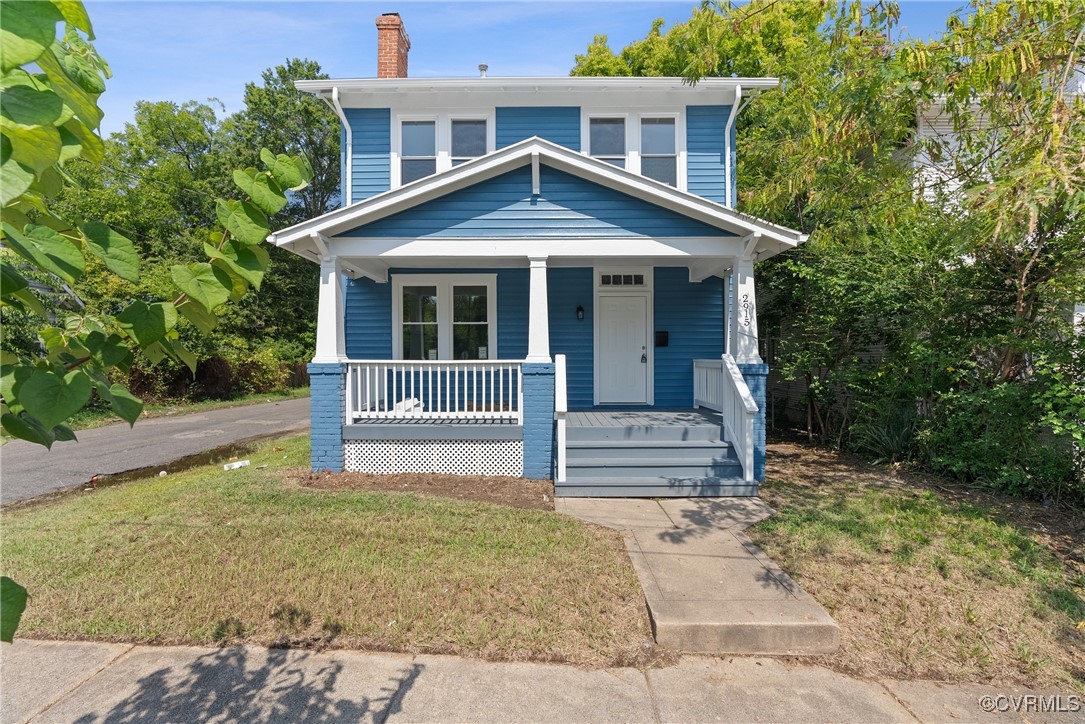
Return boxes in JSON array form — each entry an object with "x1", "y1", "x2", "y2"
[
  {"x1": 2, "y1": 640, "x2": 1076, "y2": 723},
  {"x1": 556, "y1": 497, "x2": 839, "y2": 655}
]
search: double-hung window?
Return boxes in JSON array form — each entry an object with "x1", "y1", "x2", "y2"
[
  {"x1": 451, "y1": 119, "x2": 487, "y2": 166},
  {"x1": 401, "y1": 120, "x2": 436, "y2": 184},
  {"x1": 589, "y1": 117, "x2": 626, "y2": 167},
  {"x1": 394, "y1": 275, "x2": 497, "y2": 360},
  {"x1": 640, "y1": 117, "x2": 677, "y2": 186}
]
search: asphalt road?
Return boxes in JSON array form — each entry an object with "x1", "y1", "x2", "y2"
[{"x1": 0, "y1": 397, "x2": 310, "y2": 504}]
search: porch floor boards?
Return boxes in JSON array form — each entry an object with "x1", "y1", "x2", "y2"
[{"x1": 566, "y1": 409, "x2": 722, "y2": 428}]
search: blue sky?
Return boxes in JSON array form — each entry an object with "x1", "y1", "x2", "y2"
[{"x1": 86, "y1": 0, "x2": 964, "y2": 136}]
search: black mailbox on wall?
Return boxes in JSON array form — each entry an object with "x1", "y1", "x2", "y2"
[{"x1": 655, "y1": 331, "x2": 669, "y2": 347}]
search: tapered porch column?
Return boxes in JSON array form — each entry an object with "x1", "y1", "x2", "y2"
[
  {"x1": 729, "y1": 256, "x2": 762, "y2": 364},
  {"x1": 313, "y1": 256, "x2": 346, "y2": 363},
  {"x1": 525, "y1": 256, "x2": 551, "y2": 363}
]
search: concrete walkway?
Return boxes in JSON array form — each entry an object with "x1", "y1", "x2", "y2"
[
  {"x1": 0, "y1": 397, "x2": 309, "y2": 504},
  {"x1": 556, "y1": 497, "x2": 839, "y2": 655},
  {"x1": 2, "y1": 640, "x2": 1076, "y2": 723}
]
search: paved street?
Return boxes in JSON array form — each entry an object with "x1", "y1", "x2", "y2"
[
  {"x1": 0, "y1": 398, "x2": 309, "y2": 504},
  {"x1": 2, "y1": 640, "x2": 1078, "y2": 724}
]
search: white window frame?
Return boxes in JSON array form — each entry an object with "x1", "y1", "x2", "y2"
[
  {"x1": 392, "y1": 112, "x2": 495, "y2": 188},
  {"x1": 639, "y1": 114, "x2": 679, "y2": 187},
  {"x1": 581, "y1": 109, "x2": 687, "y2": 191},
  {"x1": 586, "y1": 113, "x2": 630, "y2": 169},
  {"x1": 392, "y1": 274, "x2": 498, "y2": 360}
]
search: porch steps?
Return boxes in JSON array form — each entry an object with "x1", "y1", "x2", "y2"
[{"x1": 559, "y1": 414, "x2": 753, "y2": 498}]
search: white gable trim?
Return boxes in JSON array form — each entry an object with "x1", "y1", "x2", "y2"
[{"x1": 268, "y1": 137, "x2": 807, "y2": 255}]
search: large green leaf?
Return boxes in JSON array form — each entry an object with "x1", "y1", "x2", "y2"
[
  {"x1": 56, "y1": 124, "x2": 82, "y2": 163},
  {"x1": 62, "y1": 117, "x2": 102, "y2": 164},
  {"x1": 84, "y1": 330, "x2": 129, "y2": 368},
  {"x1": 0, "y1": 362, "x2": 33, "y2": 414},
  {"x1": 82, "y1": 221, "x2": 138, "y2": 282},
  {"x1": 0, "y1": 142, "x2": 34, "y2": 205},
  {"x1": 18, "y1": 367, "x2": 91, "y2": 431},
  {"x1": 115, "y1": 300, "x2": 177, "y2": 348},
  {"x1": 204, "y1": 239, "x2": 269, "y2": 290},
  {"x1": 0, "y1": 0, "x2": 63, "y2": 73},
  {"x1": 52, "y1": 1, "x2": 94, "y2": 35},
  {"x1": 0, "y1": 576, "x2": 28, "y2": 643},
  {"x1": 34, "y1": 44, "x2": 102, "y2": 130},
  {"x1": 94, "y1": 380, "x2": 142, "y2": 425},
  {"x1": 171, "y1": 262, "x2": 232, "y2": 311},
  {"x1": 1, "y1": 411, "x2": 53, "y2": 447},
  {"x1": 233, "y1": 168, "x2": 286, "y2": 216},
  {"x1": 57, "y1": 46, "x2": 105, "y2": 94},
  {"x1": 0, "y1": 83, "x2": 64, "y2": 129},
  {"x1": 218, "y1": 199, "x2": 270, "y2": 246},
  {"x1": 3, "y1": 122, "x2": 62, "y2": 173},
  {"x1": 260, "y1": 148, "x2": 310, "y2": 190},
  {"x1": 176, "y1": 298, "x2": 218, "y2": 334},
  {"x1": 165, "y1": 339, "x2": 197, "y2": 374},
  {"x1": 1, "y1": 222, "x2": 84, "y2": 284},
  {"x1": 0, "y1": 262, "x2": 47, "y2": 317}
]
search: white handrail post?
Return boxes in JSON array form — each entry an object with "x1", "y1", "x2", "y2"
[{"x1": 554, "y1": 354, "x2": 567, "y2": 483}]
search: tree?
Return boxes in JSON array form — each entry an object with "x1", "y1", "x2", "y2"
[{"x1": 0, "y1": 0, "x2": 313, "y2": 640}]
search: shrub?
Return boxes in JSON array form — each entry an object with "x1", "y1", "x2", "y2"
[
  {"x1": 194, "y1": 356, "x2": 234, "y2": 401},
  {"x1": 232, "y1": 348, "x2": 288, "y2": 395}
]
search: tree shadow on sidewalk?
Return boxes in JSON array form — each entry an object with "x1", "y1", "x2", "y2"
[{"x1": 73, "y1": 646, "x2": 422, "y2": 723}]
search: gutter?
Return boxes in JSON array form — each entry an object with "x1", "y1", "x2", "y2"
[
  {"x1": 330, "y1": 87, "x2": 352, "y2": 206},
  {"x1": 723, "y1": 84, "x2": 741, "y2": 209}
]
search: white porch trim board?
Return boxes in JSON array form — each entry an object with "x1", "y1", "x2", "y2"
[
  {"x1": 526, "y1": 257, "x2": 551, "y2": 363},
  {"x1": 313, "y1": 256, "x2": 346, "y2": 363},
  {"x1": 730, "y1": 256, "x2": 762, "y2": 364}
]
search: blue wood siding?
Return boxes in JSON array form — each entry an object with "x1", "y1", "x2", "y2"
[
  {"x1": 496, "y1": 107, "x2": 580, "y2": 150},
  {"x1": 548, "y1": 268, "x2": 594, "y2": 408},
  {"x1": 653, "y1": 267, "x2": 725, "y2": 407},
  {"x1": 344, "y1": 268, "x2": 527, "y2": 359},
  {"x1": 343, "y1": 166, "x2": 732, "y2": 238},
  {"x1": 686, "y1": 105, "x2": 731, "y2": 205},
  {"x1": 346, "y1": 108, "x2": 391, "y2": 203}
]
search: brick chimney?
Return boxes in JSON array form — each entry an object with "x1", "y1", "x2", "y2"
[{"x1": 376, "y1": 13, "x2": 410, "y2": 79}]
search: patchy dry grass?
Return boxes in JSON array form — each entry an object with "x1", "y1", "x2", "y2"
[
  {"x1": 752, "y1": 441, "x2": 1085, "y2": 693},
  {"x1": 1, "y1": 434, "x2": 655, "y2": 667}
]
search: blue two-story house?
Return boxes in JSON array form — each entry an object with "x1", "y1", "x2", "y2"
[{"x1": 268, "y1": 13, "x2": 808, "y2": 496}]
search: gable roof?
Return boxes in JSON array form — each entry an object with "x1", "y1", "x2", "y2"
[{"x1": 268, "y1": 136, "x2": 808, "y2": 260}]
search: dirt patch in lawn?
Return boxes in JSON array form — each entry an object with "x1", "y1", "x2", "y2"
[
  {"x1": 752, "y1": 441, "x2": 1085, "y2": 693},
  {"x1": 295, "y1": 470, "x2": 555, "y2": 511}
]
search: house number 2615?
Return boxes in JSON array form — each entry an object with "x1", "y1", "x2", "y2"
[{"x1": 741, "y1": 294, "x2": 752, "y2": 327}]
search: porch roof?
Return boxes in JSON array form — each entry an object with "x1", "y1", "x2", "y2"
[{"x1": 268, "y1": 137, "x2": 808, "y2": 268}]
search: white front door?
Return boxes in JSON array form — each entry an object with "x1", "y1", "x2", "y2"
[{"x1": 597, "y1": 294, "x2": 649, "y2": 404}]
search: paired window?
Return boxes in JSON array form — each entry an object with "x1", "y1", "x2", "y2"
[
  {"x1": 400, "y1": 118, "x2": 489, "y2": 184},
  {"x1": 395, "y1": 275, "x2": 497, "y2": 360},
  {"x1": 588, "y1": 116, "x2": 677, "y2": 186}
]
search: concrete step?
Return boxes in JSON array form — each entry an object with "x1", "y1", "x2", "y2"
[
  {"x1": 555, "y1": 477, "x2": 757, "y2": 497},
  {"x1": 566, "y1": 440, "x2": 731, "y2": 459},
  {"x1": 648, "y1": 599, "x2": 840, "y2": 655},
  {"x1": 567, "y1": 458, "x2": 743, "y2": 478}
]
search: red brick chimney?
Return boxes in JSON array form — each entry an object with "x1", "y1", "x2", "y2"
[{"x1": 376, "y1": 13, "x2": 410, "y2": 79}]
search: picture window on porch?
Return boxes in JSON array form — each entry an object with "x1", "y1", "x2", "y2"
[
  {"x1": 401, "y1": 120, "x2": 437, "y2": 183},
  {"x1": 640, "y1": 118, "x2": 677, "y2": 186},
  {"x1": 451, "y1": 119, "x2": 487, "y2": 166},
  {"x1": 589, "y1": 117, "x2": 626, "y2": 168},
  {"x1": 393, "y1": 275, "x2": 498, "y2": 361}
]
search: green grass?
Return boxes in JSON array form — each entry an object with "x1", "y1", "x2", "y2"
[
  {"x1": 0, "y1": 434, "x2": 652, "y2": 666},
  {"x1": 67, "y1": 387, "x2": 310, "y2": 430},
  {"x1": 752, "y1": 444, "x2": 1085, "y2": 692}
]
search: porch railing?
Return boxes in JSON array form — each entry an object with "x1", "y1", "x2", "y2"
[
  {"x1": 346, "y1": 360, "x2": 523, "y2": 424},
  {"x1": 554, "y1": 354, "x2": 567, "y2": 483},
  {"x1": 693, "y1": 355, "x2": 757, "y2": 483}
]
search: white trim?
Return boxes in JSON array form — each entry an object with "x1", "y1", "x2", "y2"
[
  {"x1": 723, "y1": 85, "x2": 741, "y2": 209},
  {"x1": 593, "y1": 266, "x2": 654, "y2": 406},
  {"x1": 330, "y1": 235, "x2": 750, "y2": 260},
  {"x1": 269, "y1": 137, "x2": 808, "y2": 254},
  {"x1": 313, "y1": 256, "x2": 346, "y2": 363},
  {"x1": 391, "y1": 273, "x2": 498, "y2": 361},
  {"x1": 330, "y1": 88, "x2": 351, "y2": 204},
  {"x1": 525, "y1": 257, "x2": 551, "y2": 363},
  {"x1": 584, "y1": 112, "x2": 631, "y2": 170},
  {"x1": 393, "y1": 111, "x2": 496, "y2": 189}
]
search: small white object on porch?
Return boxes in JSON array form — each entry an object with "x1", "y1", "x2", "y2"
[
  {"x1": 313, "y1": 255, "x2": 346, "y2": 363},
  {"x1": 526, "y1": 256, "x2": 551, "y2": 363}
]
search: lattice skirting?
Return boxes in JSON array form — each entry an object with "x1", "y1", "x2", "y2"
[{"x1": 344, "y1": 439, "x2": 524, "y2": 476}]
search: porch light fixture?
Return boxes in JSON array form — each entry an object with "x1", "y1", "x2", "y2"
[{"x1": 576, "y1": 305, "x2": 585, "y2": 321}]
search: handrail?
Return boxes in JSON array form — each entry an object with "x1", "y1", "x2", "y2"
[
  {"x1": 345, "y1": 359, "x2": 523, "y2": 424},
  {"x1": 554, "y1": 354, "x2": 567, "y2": 483},
  {"x1": 693, "y1": 354, "x2": 758, "y2": 482}
]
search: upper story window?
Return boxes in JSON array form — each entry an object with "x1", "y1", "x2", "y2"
[
  {"x1": 640, "y1": 117, "x2": 677, "y2": 186},
  {"x1": 589, "y1": 117, "x2": 626, "y2": 168},
  {"x1": 401, "y1": 120, "x2": 436, "y2": 184},
  {"x1": 451, "y1": 119, "x2": 487, "y2": 166}
]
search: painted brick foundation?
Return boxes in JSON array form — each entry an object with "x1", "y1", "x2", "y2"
[
  {"x1": 522, "y1": 363, "x2": 555, "y2": 479},
  {"x1": 308, "y1": 362, "x2": 346, "y2": 472},
  {"x1": 737, "y1": 362, "x2": 769, "y2": 482}
]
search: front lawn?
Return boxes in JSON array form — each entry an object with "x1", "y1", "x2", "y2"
[
  {"x1": 751, "y1": 442, "x2": 1085, "y2": 693},
  {"x1": 0, "y1": 434, "x2": 654, "y2": 667}
]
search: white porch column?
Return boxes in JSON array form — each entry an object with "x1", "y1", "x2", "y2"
[
  {"x1": 525, "y1": 256, "x2": 551, "y2": 363},
  {"x1": 730, "y1": 256, "x2": 762, "y2": 364},
  {"x1": 313, "y1": 256, "x2": 346, "y2": 363}
]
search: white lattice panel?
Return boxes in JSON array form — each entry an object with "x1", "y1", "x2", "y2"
[{"x1": 345, "y1": 439, "x2": 524, "y2": 476}]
